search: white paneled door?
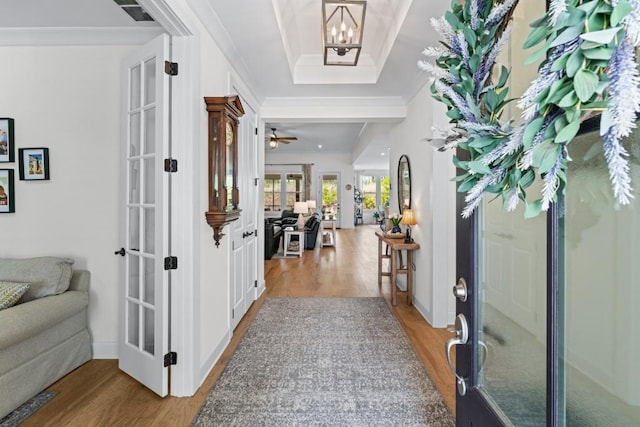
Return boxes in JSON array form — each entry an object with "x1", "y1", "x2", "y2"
[
  {"x1": 230, "y1": 99, "x2": 259, "y2": 330},
  {"x1": 118, "y1": 34, "x2": 171, "y2": 396}
]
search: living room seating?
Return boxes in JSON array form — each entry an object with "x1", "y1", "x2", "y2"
[
  {"x1": 304, "y1": 213, "x2": 321, "y2": 249},
  {"x1": 264, "y1": 220, "x2": 283, "y2": 260},
  {"x1": 0, "y1": 257, "x2": 92, "y2": 419},
  {"x1": 266, "y1": 209, "x2": 298, "y2": 227}
]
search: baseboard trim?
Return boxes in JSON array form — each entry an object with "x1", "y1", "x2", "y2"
[
  {"x1": 198, "y1": 330, "x2": 231, "y2": 386},
  {"x1": 92, "y1": 342, "x2": 118, "y2": 359},
  {"x1": 412, "y1": 297, "x2": 434, "y2": 326}
]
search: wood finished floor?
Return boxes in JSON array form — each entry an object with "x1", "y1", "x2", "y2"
[{"x1": 23, "y1": 225, "x2": 455, "y2": 426}]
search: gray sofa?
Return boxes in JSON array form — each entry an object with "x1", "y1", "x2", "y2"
[{"x1": 0, "y1": 257, "x2": 92, "y2": 418}]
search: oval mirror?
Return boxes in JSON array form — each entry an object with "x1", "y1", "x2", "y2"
[{"x1": 397, "y1": 155, "x2": 411, "y2": 213}]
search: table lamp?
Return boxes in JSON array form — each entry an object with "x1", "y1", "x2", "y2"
[
  {"x1": 294, "y1": 201, "x2": 308, "y2": 230},
  {"x1": 306, "y1": 199, "x2": 317, "y2": 214},
  {"x1": 400, "y1": 208, "x2": 416, "y2": 243}
]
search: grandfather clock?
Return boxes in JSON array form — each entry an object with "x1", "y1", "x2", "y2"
[{"x1": 204, "y1": 96, "x2": 244, "y2": 247}]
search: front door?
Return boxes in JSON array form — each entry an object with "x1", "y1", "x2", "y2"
[
  {"x1": 118, "y1": 34, "x2": 171, "y2": 396},
  {"x1": 452, "y1": 117, "x2": 640, "y2": 425}
]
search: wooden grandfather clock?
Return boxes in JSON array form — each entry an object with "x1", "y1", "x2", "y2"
[{"x1": 204, "y1": 96, "x2": 244, "y2": 247}]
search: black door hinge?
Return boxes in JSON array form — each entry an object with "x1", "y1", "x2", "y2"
[
  {"x1": 164, "y1": 256, "x2": 178, "y2": 270},
  {"x1": 255, "y1": 229, "x2": 258, "y2": 238},
  {"x1": 254, "y1": 177, "x2": 259, "y2": 186},
  {"x1": 254, "y1": 280, "x2": 258, "y2": 288},
  {"x1": 255, "y1": 127, "x2": 258, "y2": 135},
  {"x1": 164, "y1": 158, "x2": 178, "y2": 173},
  {"x1": 164, "y1": 61, "x2": 178, "y2": 76},
  {"x1": 232, "y1": 308, "x2": 235, "y2": 319},
  {"x1": 164, "y1": 351, "x2": 177, "y2": 367}
]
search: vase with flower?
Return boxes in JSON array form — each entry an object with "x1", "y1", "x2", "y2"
[{"x1": 388, "y1": 212, "x2": 402, "y2": 234}]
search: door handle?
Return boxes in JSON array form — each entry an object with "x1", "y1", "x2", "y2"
[
  {"x1": 114, "y1": 248, "x2": 125, "y2": 256},
  {"x1": 242, "y1": 231, "x2": 254, "y2": 238},
  {"x1": 445, "y1": 313, "x2": 469, "y2": 396}
]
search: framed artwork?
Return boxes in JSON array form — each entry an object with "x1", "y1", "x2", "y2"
[
  {"x1": 19, "y1": 147, "x2": 50, "y2": 181},
  {"x1": 0, "y1": 118, "x2": 15, "y2": 163},
  {"x1": 0, "y1": 169, "x2": 15, "y2": 213}
]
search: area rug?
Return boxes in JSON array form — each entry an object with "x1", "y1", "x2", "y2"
[
  {"x1": 192, "y1": 297, "x2": 453, "y2": 426},
  {"x1": 0, "y1": 391, "x2": 57, "y2": 427}
]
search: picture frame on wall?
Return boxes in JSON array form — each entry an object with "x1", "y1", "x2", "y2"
[
  {"x1": 19, "y1": 147, "x2": 50, "y2": 181},
  {"x1": 0, "y1": 118, "x2": 15, "y2": 163},
  {"x1": 0, "y1": 169, "x2": 15, "y2": 213}
]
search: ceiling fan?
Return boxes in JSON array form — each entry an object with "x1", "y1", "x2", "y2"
[{"x1": 268, "y1": 128, "x2": 297, "y2": 149}]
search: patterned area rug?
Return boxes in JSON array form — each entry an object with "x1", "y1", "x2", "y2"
[
  {"x1": 192, "y1": 297, "x2": 453, "y2": 426},
  {"x1": 0, "y1": 391, "x2": 57, "y2": 427}
]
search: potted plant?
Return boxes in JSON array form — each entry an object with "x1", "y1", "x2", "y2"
[
  {"x1": 373, "y1": 211, "x2": 380, "y2": 223},
  {"x1": 388, "y1": 212, "x2": 402, "y2": 233}
]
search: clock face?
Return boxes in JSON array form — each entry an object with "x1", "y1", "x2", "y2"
[{"x1": 226, "y1": 121, "x2": 233, "y2": 146}]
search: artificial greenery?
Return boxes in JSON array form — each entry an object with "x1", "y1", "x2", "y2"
[{"x1": 420, "y1": 0, "x2": 640, "y2": 218}]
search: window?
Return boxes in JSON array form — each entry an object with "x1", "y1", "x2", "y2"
[
  {"x1": 380, "y1": 176, "x2": 390, "y2": 207},
  {"x1": 358, "y1": 174, "x2": 389, "y2": 210},
  {"x1": 285, "y1": 174, "x2": 303, "y2": 209},
  {"x1": 361, "y1": 175, "x2": 377, "y2": 209},
  {"x1": 264, "y1": 174, "x2": 281, "y2": 211}
]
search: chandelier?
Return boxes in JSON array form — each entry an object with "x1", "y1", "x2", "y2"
[{"x1": 322, "y1": 0, "x2": 367, "y2": 66}]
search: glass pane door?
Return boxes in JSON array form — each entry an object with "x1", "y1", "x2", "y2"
[
  {"x1": 474, "y1": 192, "x2": 548, "y2": 426},
  {"x1": 562, "y1": 121, "x2": 640, "y2": 426}
]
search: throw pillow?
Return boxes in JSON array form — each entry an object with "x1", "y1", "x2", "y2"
[
  {"x1": 0, "y1": 281, "x2": 31, "y2": 310},
  {"x1": 0, "y1": 257, "x2": 74, "y2": 302}
]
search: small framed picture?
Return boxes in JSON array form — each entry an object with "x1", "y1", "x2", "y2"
[
  {"x1": 0, "y1": 169, "x2": 15, "y2": 213},
  {"x1": 19, "y1": 147, "x2": 50, "y2": 181},
  {"x1": 0, "y1": 118, "x2": 15, "y2": 163}
]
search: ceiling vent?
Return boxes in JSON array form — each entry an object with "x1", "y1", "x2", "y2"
[{"x1": 113, "y1": 0, "x2": 154, "y2": 22}]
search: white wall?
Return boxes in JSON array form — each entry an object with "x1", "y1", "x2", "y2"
[
  {"x1": 0, "y1": 45, "x2": 136, "y2": 357},
  {"x1": 388, "y1": 83, "x2": 455, "y2": 327},
  {"x1": 264, "y1": 150, "x2": 355, "y2": 228}
]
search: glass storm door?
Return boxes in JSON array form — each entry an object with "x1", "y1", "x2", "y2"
[
  {"x1": 118, "y1": 34, "x2": 171, "y2": 397},
  {"x1": 453, "y1": 117, "x2": 640, "y2": 426}
]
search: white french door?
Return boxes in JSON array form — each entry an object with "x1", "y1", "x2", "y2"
[
  {"x1": 230, "y1": 99, "x2": 258, "y2": 330},
  {"x1": 118, "y1": 34, "x2": 171, "y2": 396},
  {"x1": 318, "y1": 172, "x2": 341, "y2": 227}
]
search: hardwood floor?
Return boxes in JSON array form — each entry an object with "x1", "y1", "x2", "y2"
[{"x1": 23, "y1": 225, "x2": 455, "y2": 426}]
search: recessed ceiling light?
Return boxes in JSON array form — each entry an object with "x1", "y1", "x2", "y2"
[{"x1": 318, "y1": 144, "x2": 323, "y2": 149}]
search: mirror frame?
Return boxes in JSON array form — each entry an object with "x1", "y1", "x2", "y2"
[{"x1": 397, "y1": 154, "x2": 411, "y2": 214}]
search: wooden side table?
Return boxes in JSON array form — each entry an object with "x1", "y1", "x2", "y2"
[
  {"x1": 283, "y1": 229, "x2": 304, "y2": 257},
  {"x1": 375, "y1": 231, "x2": 420, "y2": 306}
]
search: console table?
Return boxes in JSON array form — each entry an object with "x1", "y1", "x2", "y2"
[{"x1": 375, "y1": 231, "x2": 420, "y2": 306}]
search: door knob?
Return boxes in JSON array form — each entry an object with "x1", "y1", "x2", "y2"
[
  {"x1": 445, "y1": 313, "x2": 469, "y2": 396},
  {"x1": 453, "y1": 278, "x2": 468, "y2": 302}
]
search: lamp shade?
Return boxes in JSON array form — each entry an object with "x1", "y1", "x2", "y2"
[
  {"x1": 400, "y1": 208, "x2": 416, "y2": 226},
  {"x1": 306, "y1": 200, "x2": 317, "y2": 209},
  {"x1": 294, "y1": 202, "x2": 308, "y2": 214}
]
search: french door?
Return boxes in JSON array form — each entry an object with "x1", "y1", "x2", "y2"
[
  {"x1": 453, "y1": 116, "x2": 640, "y2": 425},
  {"x1": 319, "y1": 172, "x2": 341, "y2": 227},
  {"x1": 118, "y1": 34, "x2": 171, "y2": 396}
]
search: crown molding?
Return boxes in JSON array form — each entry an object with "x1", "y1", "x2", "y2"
[{"x1": 0, "y1": 27, "x2": 164, "y2": 46}]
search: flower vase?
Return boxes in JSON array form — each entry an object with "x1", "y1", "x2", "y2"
[{"x1": 392, "y1": 225, "x2": 401, "y2": 234}]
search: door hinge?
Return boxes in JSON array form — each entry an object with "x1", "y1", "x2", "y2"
[
  {"x1": 255, "y1": 127, "x2": 258, "y2": 135},
  {"x1": 164, "y1": 256, "x2": 178, "y2": 270},
  {"x1": 164, "y1": 158, "x2": 178, "y2": 173},
  {"x1": 164, "y1": 61, "x2": 178, "y2": 76},
  {"x1": 254, "y1": 177, "x2": 259, "y2": 186},
  {"x1": 254, "y1": 280, "x2": 258, "y2": 288},
  {"x1": 164, "y1": 351, "x2": 177, "y2": 367},
  {"x1": 255, "y1": 229, "x2": 258, "y2": 238},
  {"x1": 232, "y1": 308, "x2": 235, "y2": 319}
]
